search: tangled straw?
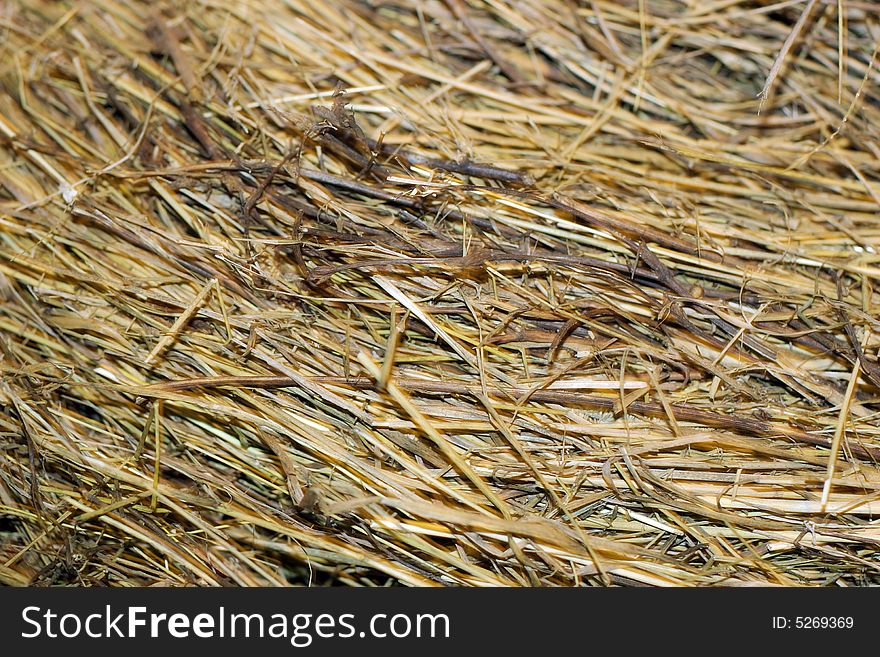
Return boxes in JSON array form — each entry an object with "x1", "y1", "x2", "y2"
[{"x1": 1, "y1": 0, "x2": 880, "y2": 587}]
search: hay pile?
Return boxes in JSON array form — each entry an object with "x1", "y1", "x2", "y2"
[{"x1": 1, "y1": 0, "x2": 880, "y2": 587}]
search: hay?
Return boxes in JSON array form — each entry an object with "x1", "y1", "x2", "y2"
[{"x1": 1, "y1": 0, "x2": 880, "y2": 587}]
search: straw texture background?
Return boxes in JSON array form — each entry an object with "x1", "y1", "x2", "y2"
[{"x1": 2, "y1": 0, "x2": 880, "y2": 586}]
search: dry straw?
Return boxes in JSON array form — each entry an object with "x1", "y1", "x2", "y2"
[{"x1": 1, "y1": 0, "x2": 880, "y2": 587}]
